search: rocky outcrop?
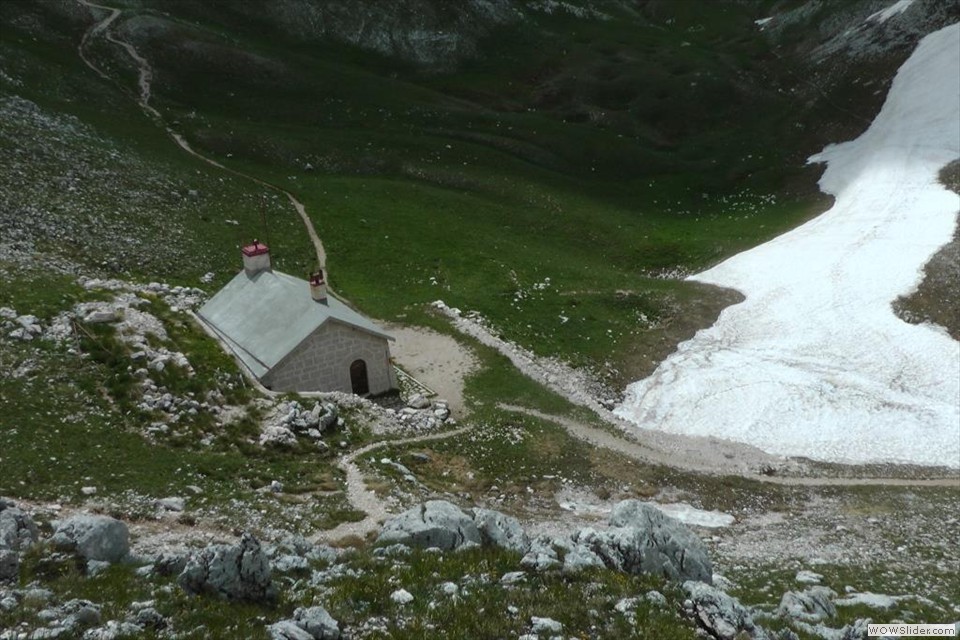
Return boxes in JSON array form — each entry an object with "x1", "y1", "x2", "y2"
[
  {"x1": 378, "y1": 501, "x2": 481, "y2": 551},
  {"x1": 378, "y1": 499, "x2": 712, "y2": 584},
  {"x1": 377, "y1": 501, "x2": 539, "y2": 553},
  {"x1": 51, "y1": 515, "x2": 129, "y2": 563},
  {"x1": 526, "y1": 501, "x2": 712, "y2": 582},
  {"x1": 177, "y1": 533, "x2": 277, "y2": 602},
  {"x1": 519, "y1": 534, "x2": 571, "y2": 572}
]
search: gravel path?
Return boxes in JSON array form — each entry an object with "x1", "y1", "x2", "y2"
[
  {"x1": 311, "y1": 425, "x2": 473, "y2": 543},
  {"x1": 500, "y1": 404, "x2": 959, "y2": 488}
]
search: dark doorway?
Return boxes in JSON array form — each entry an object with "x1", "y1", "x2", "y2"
[{"x1": 350, "y1": 359, "x2": 369, "y2": 395}]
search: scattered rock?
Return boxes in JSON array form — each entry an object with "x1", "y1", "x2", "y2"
[
  {"x1": 796, "y1": 570, "x2": 824, "y2": 585},
  {"x1": 268, "y1": 621, "x2": 315, "y2": 640},
  {"x1": 500, "y1": 571, "x2": 527, "y2": 585},
  {"x1": 531, "y1": 616, "x2": 563, "y2": 634},
  {"x1": 407, "y1": 394, "x2": 431, "y2": 409},
  {"x1": 60, "y1": 598, "x2": 102, "y2": 629},
  {"x1": 177, "y1": 532, "x2": 277, "y2": 602},
  {"x1": 562, "y1": 544, "x2": 606, "y2": 574},
  {"x1": 260, "y1": 425, "x2": 298, "y2": 448},
  {"x1": 82, "y1": 620, "x2": 144, "y2": 639},
  {"x1": 520, "y1": 534, "x2": 568, "y2": 572},
  {"x1": 156, "y1": 497, "x2": 185, "y2": 512},
  {"x1": 391, "y1": 589, "x2": 414, "y2": 605},
  {"x1": 83, "y1": 310, "x2": 118, "y2": 324},
  {"x1": 51, "y1": 515, "x2": 129, "y2": 563},
  {"x1": 645, "y1": 590, "x2": 668, "y2": 608},
  {"x1": 151, "y1": 550, "x2": 189, "y2": 577},
  {"x1": 129, "y1": 606, "x2": 166, "y2": 630},
  {"x1": 291, "y1": 606, "x2": 340, "y2": 639}
]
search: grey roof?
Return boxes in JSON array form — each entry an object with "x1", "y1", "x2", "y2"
[{"x1": 197, "y1": 269, "x2": 392, "y2": 379}]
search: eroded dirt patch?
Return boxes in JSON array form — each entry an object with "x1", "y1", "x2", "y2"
[
  {"x1": 893, "y1": 159, "x2": 960, "y2": 339},
  {"x1": 386, "y1": 323, "x2": 478, "y2": 417},
  {"x1": 616, "y1": 282, "x2": 745, "y2": 385}
]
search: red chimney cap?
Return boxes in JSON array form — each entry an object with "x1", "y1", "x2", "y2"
[{"x1": 242, "y1": 240, "x2": 270, "y2": 257}]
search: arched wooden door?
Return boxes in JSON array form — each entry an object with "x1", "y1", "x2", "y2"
[{"x1": 350, "y1": 359, "x2": 369, "y2": 395}]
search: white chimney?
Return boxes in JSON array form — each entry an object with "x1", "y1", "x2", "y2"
[
  {"x1": 241, "y1": 240, "x2": 271, "y2": 275},
  {"x1": 309, "y1": 270, "x2": 327, "y2": 303}
]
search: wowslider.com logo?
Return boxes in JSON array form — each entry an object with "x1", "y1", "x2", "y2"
[{"x1": 869, "y1": 624, "x2": 957, "y2": 637}]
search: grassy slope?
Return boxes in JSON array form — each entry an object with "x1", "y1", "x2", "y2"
[{"x1": 77, "y1": 0, "x2": 833, "y2": 387}]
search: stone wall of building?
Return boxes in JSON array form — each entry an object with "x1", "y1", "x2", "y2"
[{"x1": 263, "y1": 321, "x2": 396, "y2": 394}]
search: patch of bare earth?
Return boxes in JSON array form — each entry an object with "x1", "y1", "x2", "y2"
[
  {"x1": 616, "y1": 282, "x2": 744, "y2": 385},
  {"x1": 386, "y1": 323, "x2": 478, "y2": 417},
  {"x1": 893, "y1": 159, "x2": 960, "y2": 340}
]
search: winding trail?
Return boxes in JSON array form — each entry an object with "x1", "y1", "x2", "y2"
[
  {"x1": 75, "y1": 0, "x2": 327, "y2": 269},
  {"x1": 312, "y1": 425, "x2": 473, "y2": 543}
]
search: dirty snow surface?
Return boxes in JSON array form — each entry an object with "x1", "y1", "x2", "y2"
[{"x1": 616, "y1": 24, "x2": 960, "y2": 468}]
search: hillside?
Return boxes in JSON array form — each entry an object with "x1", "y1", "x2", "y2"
[{"x1": 1, "y1": 0, "x2": 959, "y2": 638}]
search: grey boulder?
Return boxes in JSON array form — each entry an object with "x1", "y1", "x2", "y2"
[
  {"x1": 268, "y1": 607, "x2": 340, "y2": 640},
  {"x1": 562, "y1": 544, "x2": 606, "y2": 574},
  {"x1": 684, "y1": 581, "x2": 766, "y2": 640},
  {"x1": 293, "y1": 606, "x2": 340, "y2": 639},
  {"x1": 268, "y1": 621, "x2": 315, "y2": 640},
  {"x1": 605, "y1": 500, "x2": 713, "y2": 583},
  {"x1": 377, "y1": 501, "x2": 481, "y2": 550},
  {"x1": 471, "y1": 508, "x2": 530, "y2": 553},
  {"x1": 52, "y1": 515, "x2": 129, "y2": 563},
  {"x1": 520, "y1": 535, "x2": 570, "y2": 572},
  {"x1": 778, "y1": 586, "x2": 837, "y2": 623},
  {"x1": 177, "y1": 532, "x2": 277, "y2": 602},
  {"x1": 0, "y1": 503, "x2": 39, "y2": 551},
  {"x1": 0, "y1": 549, "x2": 17, "y2": 583}
]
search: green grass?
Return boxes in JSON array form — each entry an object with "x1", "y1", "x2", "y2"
[
  {"x1": 725, "y1": 561, "x2": 959, "y2": 639},
  {"x1": 319, "y1": 546, "x2": 697, "y2": 639},
  {"x1": 1, "y1": 0, "x2": 834, "y2": 381},
  {"x1": 4, "y1": 550, "x2": 278, "y2": 639},
  {"x1": 0, "y1": 268, "x2": 363, "y2": 534}
]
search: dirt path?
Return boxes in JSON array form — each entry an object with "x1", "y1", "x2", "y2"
[
  {"x1": 500, "y1": 404, "x2": 960, "y2": 488},
  {"x1": 385, "y1": 323, "x2": 478, "y2": 417},
  {"x1": 75, "y1": 0, "x2": 327, "y2": 270},
  {"x1": 312, "y1": 425, "x2": 474, "y2": 543}
]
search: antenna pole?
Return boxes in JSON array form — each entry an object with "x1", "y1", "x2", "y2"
[{"x1": 260, "y1": 195, "x2": 272, "y2": 256}]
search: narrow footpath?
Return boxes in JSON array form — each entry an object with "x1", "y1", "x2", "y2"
[{"x1": 76, "y1": 0, "x2": 327, "y2": 269}]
